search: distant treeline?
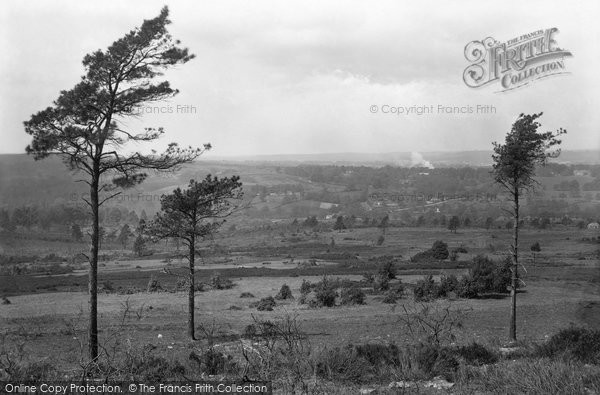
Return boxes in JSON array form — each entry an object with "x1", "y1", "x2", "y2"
[
  {"x1": 281, "y1": 163, "x2": 600, "y2": 192},
  {"x1": 0, "y1": 204, "x2": 146, "y2": 232}
]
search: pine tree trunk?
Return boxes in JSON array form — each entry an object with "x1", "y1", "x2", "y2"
[
  {"x1": 88, "y1": 165, "x2": 100, "y2": 360},
  {"x1": 509, "y1": 191, "x2": 519, "y2": 342},
  {"x1": 188, "y1": 237, "x2": 196, "y2": 340}
]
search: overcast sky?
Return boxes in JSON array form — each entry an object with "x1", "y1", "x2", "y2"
[{"x1": 1, "y1": 0, "x2": 598, "y2": 157}]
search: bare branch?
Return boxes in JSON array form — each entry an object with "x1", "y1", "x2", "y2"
[{"x1": 99, "y1": 192, "x2": 122, "y2": 207}]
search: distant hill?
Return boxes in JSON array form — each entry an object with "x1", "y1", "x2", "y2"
[
  {"x1": 0, "y1": 150, "x2": 598, "y2": 209},
  {"x1": 208, "y1": 150, "x2": 600, "y2": 167},
  {"x1": 0, "y1": 154, "x2": 312, "y2": 210}
]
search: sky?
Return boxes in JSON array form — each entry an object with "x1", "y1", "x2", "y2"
[{"x1": 1, "y1": 0, "x2": 599, "y2": 158}]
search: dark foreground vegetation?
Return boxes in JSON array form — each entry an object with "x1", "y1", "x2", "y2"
[{"x1": 2, "y1": 312, "x2": 600, "y2": 394}]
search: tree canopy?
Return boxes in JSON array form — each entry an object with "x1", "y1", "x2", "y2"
[
  {"x1": 24, "y1": 6, "x2": 207, "y2": 194},
  {"x1": 492, "y1": 112, "x2": 565, "y2": 196},
  {"x1": 149, "y1": 175, "x2": 243, "y2": 245}
]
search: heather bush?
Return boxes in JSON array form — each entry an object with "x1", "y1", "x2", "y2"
[
  {"x1": 300, "y1": 279, "x2": 311, "y2": 295},
  {"x1": 378, "y1": 260, "x2": 397, "y2": 280},
  {"x1": 431, "y1": 240, "x2": 449, "y2": 260},
  {"x1": 373, "y1": 273, "x2": 390, "y2": 293},
  {"x1": 413, "y1": 275, "x2": 438, "y2": 302},
  {"x1": 456, "y1": 276, "x2": 479, "y2": 299},
  {"x1": 438, "y1": 274, "x2": 459, "y2": 297},
  {"x1": 340, "y1": 287, "x2": 365, "y2": 305},
  {"x1": 381, "y1": 291, "x2": 398, "y2": 304},
  {"x1": 210, "y1": 273, "x2": 235, "y2": 290},
  {"x1": 469, "y1": 255, "x2": 511, "y2": 294},
  {"x1": 251, "y1": 296, "x2": 276, "y2": 311},
  {"x1": 275, "y1": 283, "x2": 293, "y2": 300},
  {"x1": 535, "y1": 326, "x2": 600, "y2": 364},
  {"x1": 455, "y1": 342, "x2": 498, "y2": 366},
  {"x1": 315, "y1": 287, "x2": 337, "y2": 307},
  {"x1": 189, "y1": 349, "x2": 237, "y2": 376}
]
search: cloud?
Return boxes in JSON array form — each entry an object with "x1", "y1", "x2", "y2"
[{"x1": 2, "y1": 0, "x2": 599, "y2": 156}]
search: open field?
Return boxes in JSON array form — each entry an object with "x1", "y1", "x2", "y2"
[
  {"x1": 2, "y1": 227, "x2": 599, "y2": 388},
  {"x1": 3, "y1": 275, "x2": 599, "y2": 350},
  {"x1": 2, "y1": 277, "x2": 600, "y2": 392}
]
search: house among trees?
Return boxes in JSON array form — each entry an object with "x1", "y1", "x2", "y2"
[{"x1": 574, "y1": 170, "x2": 591, "y2": 177}]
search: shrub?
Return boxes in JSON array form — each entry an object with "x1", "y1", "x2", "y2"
[
  {"x1": 315, "y1": 345, "x2": 374, "y2": 383},
  {"x1": 354, "y1": 343, "x2": 400, "y2": 366},
  {"x1": 315, "y1": 343, "x2": 401, "y2": 383},
  {"x1": 101, "y1": 280, "x2": 115, "y2": 292},
  {"x1": 41, "y1": 253, "x2": 62, "y2": 262},
  {"x1": 384, "y1": 281, "x2": 404, "y2": 301},
  {"x1": 378, "y1": 260, "x2": 397, "y2": 280},
  {"x1": 300, "y1": 279, "x2": 311, "y2": 295},
  {"x1": 251, "y1": 296, "x2": 276, "y2": 311},
  {"x1": 376, "y1": 235, "x2": 385, "y2": 246},
  {"x1": 453, "y1": 245, "x2": 468, "y2": 254},
  {"x1": 2, "y1": 296, "x2": 11, "y2": 305},
  {"x1": 398, "y1": 303, "x2": 467, "y2": 347},
  {"x1": 411, "y1": 240, "x2": 450, "y2": 262},
  {"x1": 392, "y1": 280, "x2": 404, "y2": 294},
  {"x1": 275, "y1": 283, "x2": 293, "y2": 300},
  {"x1": 240, "y1": 292, "x2": 255, "y2": 298},
  {"x1": 340, "y1": 287, "x2": 366, "y2": 305},
  {"x1": 449, "y1": 250, "x2": 458, "y2": 262},
  {"x1": 438, "y1": 274, "x2": 459, "y2": 297},
  {"x1": 457, "y1": 358, "x2": 600, "y2": 394},
  {"x1": 315, "y1": 287, "x2": 337, "y2": 307},
  {"x1": 130, "y1": 355, "x2": 186, "y2": 381},
  {"x1": 470, "y1": 255, "x2": 511, "y2": 294},
  {"x1": 361, "y1": 273, "x2": 374, "y2": 285},
  {"x1": 456, "y1": 342, "x2": 498, "y2": 365},
  {"x1": 368, "y1": 255, "x2": 401, "y2": 264},
  {"x1": 2, "y1": 360, "x2": 58, "y2": 381},
  {"x1": 189, "y1": 349, "x2": 236, "y2": 375},
  {"x1": 410, "y1": 249, "x2": 437, "y2": 263},
  {"x1": 431, "y1": 240, "x2": 449, "y2": 260},
  {"x1": 146, "y1": 276, "x2": 162, "y2": 292},
  {"x1": 210, "y1": 273, "x2": 234, "y2": 290},
  {"x1": 382, "y1": 290, "x2": 399, "y2": 304},
  {"x1": 413, "y1": 275, "x2": 438, "y2": 302},
  {"x1": 413, "y1": 343, "x2": 459, "y2": 380},
  {"x1": 455, "y1": 276, "x2": 478, "y2": 298},
  {"x1": 298, "y1": 293, "x2": 308, "y2": 305},
  {"x1": 373, "y1": 274, "x2": 390, "y2": 293},
  {"x1": 311, "y1": 276, "x2": 338, "y2": 307},
  {"x1": 175, "y1": 278, "x2": 188, "y2": 290},
  {"x1": 535, "y1": 326, "x2": 600, "y2": 364},
  {"x1": 243, "y1": 323, "x2": 257, "y2": 338},
  {"x1": 122, "y1": 286, "x2": 142, "y2": 294}
]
